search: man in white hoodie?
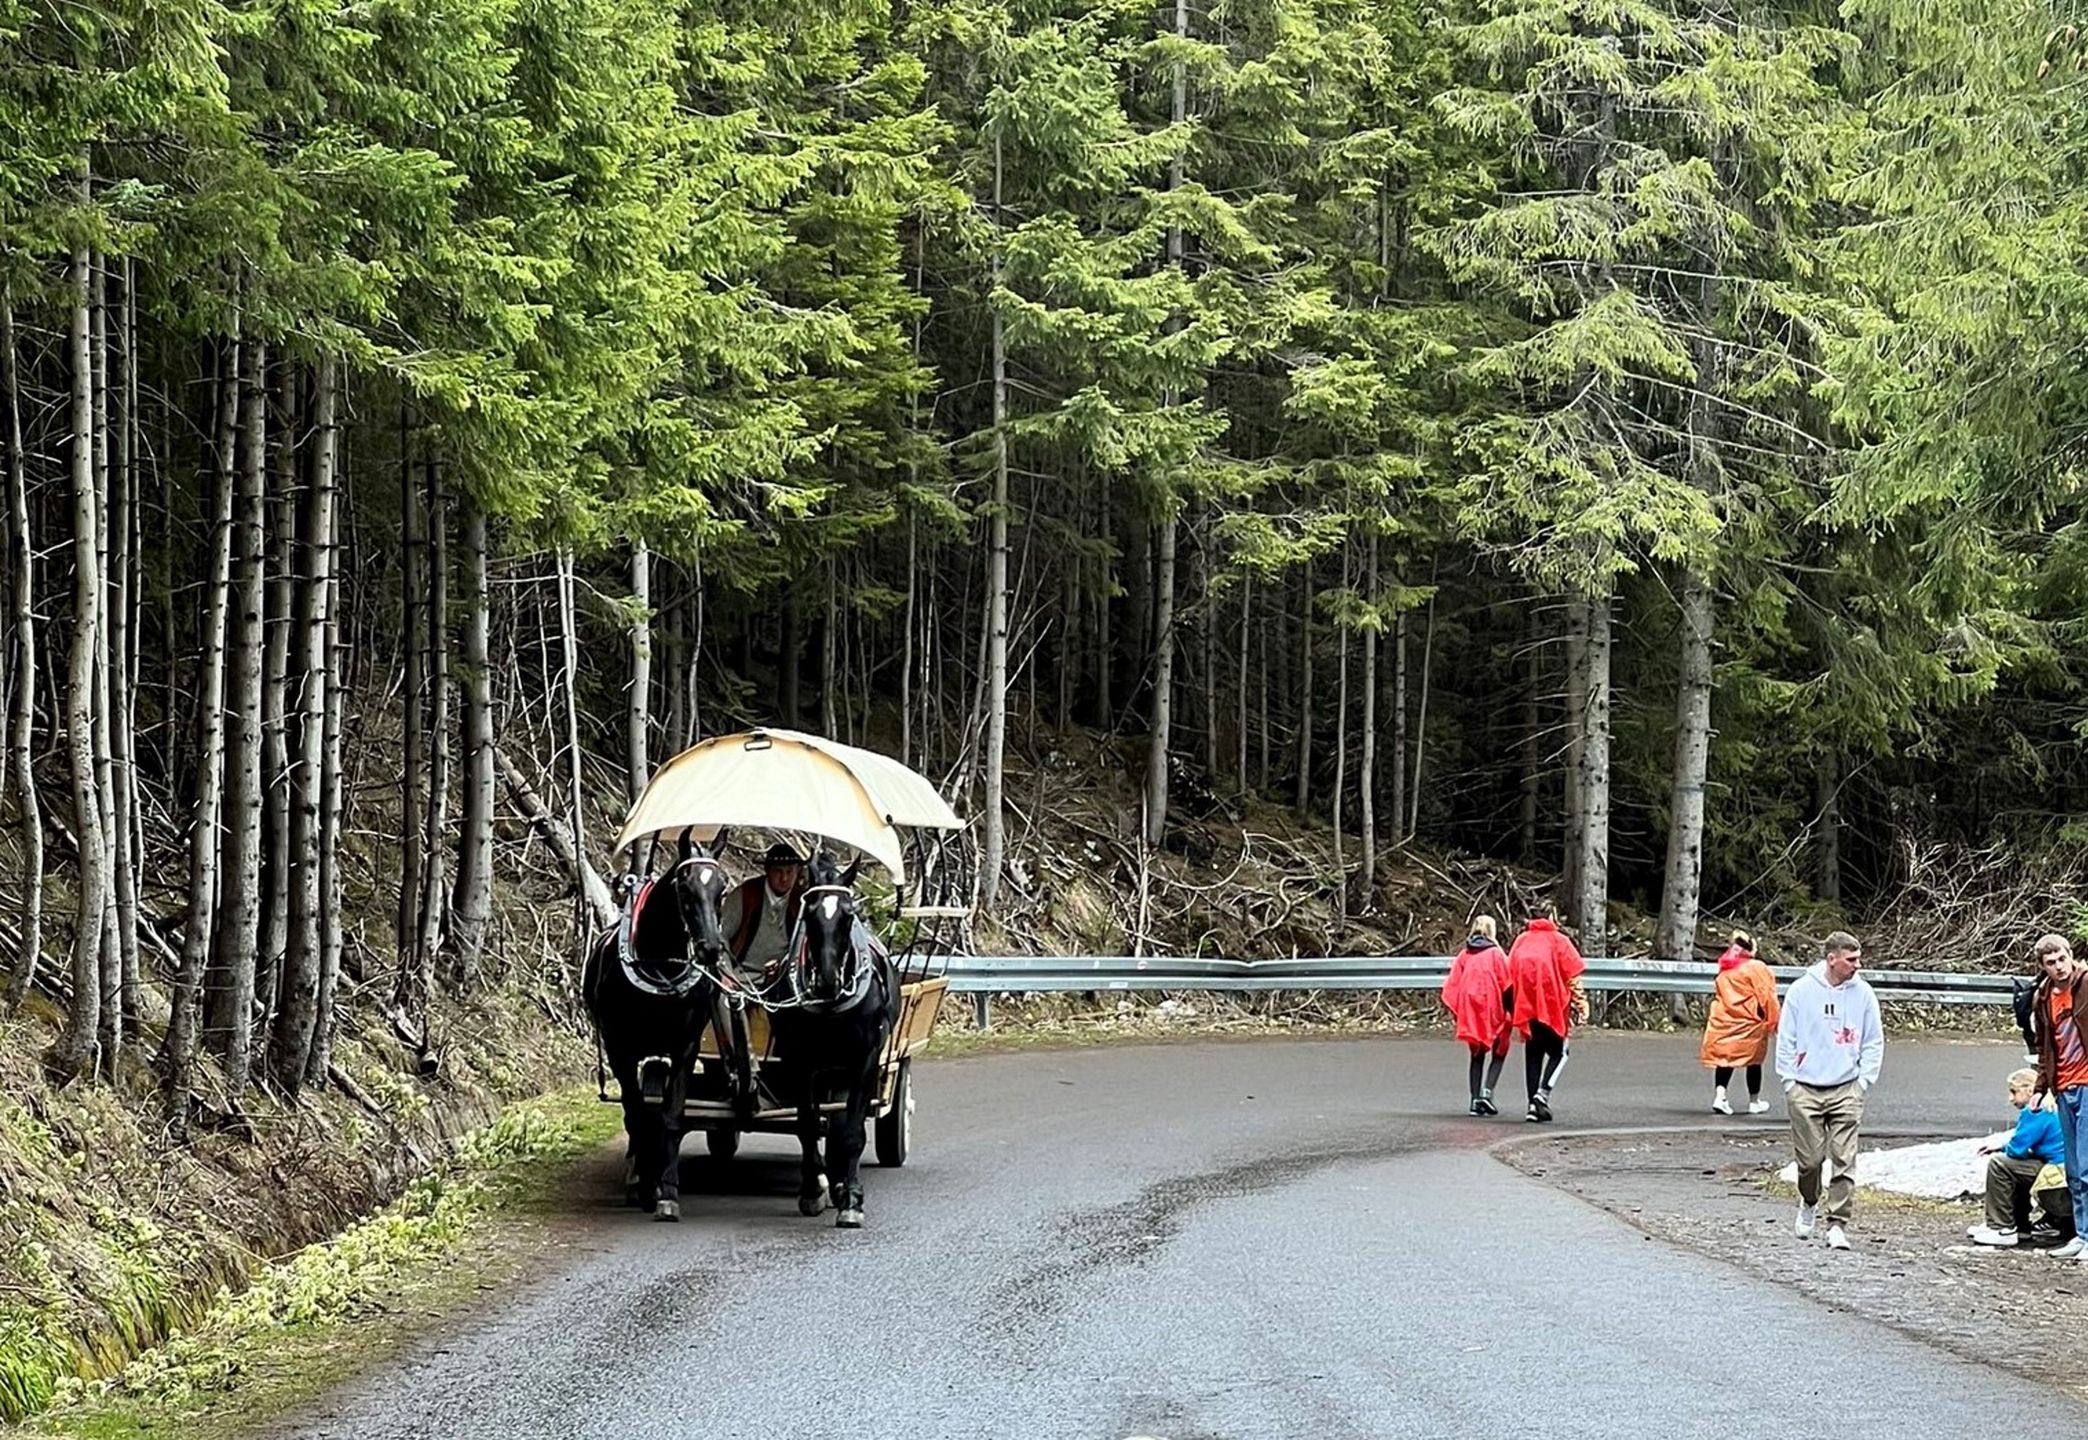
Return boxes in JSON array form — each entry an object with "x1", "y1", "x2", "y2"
[{"x1": 1775, "y1": 931, "x2": 1885, "y2": 1251}]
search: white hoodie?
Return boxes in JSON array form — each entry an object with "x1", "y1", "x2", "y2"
[{"x1": 1775, "y1": 961, "x2": 1884, "y2": 1091}]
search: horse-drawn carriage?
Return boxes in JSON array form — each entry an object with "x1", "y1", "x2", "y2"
[{"x1": 583, "y1": 728, "x2": 968, "y2": 1228}]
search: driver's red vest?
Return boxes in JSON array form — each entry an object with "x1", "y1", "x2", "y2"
[{"x1": 730, "y1": 876, "x2": 806, "y2": 965}]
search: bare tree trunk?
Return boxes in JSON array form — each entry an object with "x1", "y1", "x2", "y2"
[
  {"x1": 308, "y1": 469, "x2": 346, "y2": 1086},
  {"x1": 1815, "y1": 753, "x2": 1841, "y2": 905},
  {"x1": 1518, "y1": 606, "x2": 1540, "y2": 864},
  {"x1": 1562, "y1": 594, "x2": 1588, "y2": 919},
  {"x1": 1656, "y1": 566, "x2": 1714, "y2": 964},
  {"x1": 557, "y1": 550, "x2": 593, "y2": 938},
  {"x1": 1331, "y1": 602, "x2": 1350, "y2": 918},
  {"x1": 89, "y1": 254, "x2": 123, "y2": 1074},
  {"x1": 627, "y1": 540, "x2": 651, "y2": 798},
  {"x1": 163, "y1": 327, "x2": 238, "y2": 1111},
  {"x1": 1575, "y1": 589, "x2": 1612, "y2": 958},
  {"x1": 398, "y1": 404, "x2": 424, "y2": 965},
  {"x1": 256, "y1": 367, "x2": 295, "y2": 1041},
  {"x1": 1, "y1": 286, "x2": 44, "y2": 1009},
  {"x1": 981, "y1": 213, "x2": 1009, "y2": 905},
  {"x1": 1095, "y1": 476, "x2": 1113, "y2": 723},
  {"x1": 449, "y1": 494, "x2": 494, "y2": 983},
  {"x1": 207, "y1": 337, "x2": 268, "y2": 1100},
  {"x1": 56, "y1": 230, "x2": 107, "y2": 1079},
  {"x1": 1389, "y1": 607, "x2": 1407, "y2": 844},
  {"x1": 1235, "y1": 573, "x2": 1250, "y2": 796},
  {"x1": 1143, "y1": 0, "x2": 1188, "y2": 850},
  {"x1": 1359, "y1": 534, "x2": 1378, "y2": 903},
  {"x1": 107, "y1": 260, "x2": 141, "y2": 1038},
  {"x1": 416, "y1": 463, "x2": 451, "y2": 977},
  {"x1": 275, "y1": 356, "x2": 335, "y2": 1095},
  {"x1": 1293, "y1": 571, "x2": 1313, "y2": 819},
  {"x1": 1256, "y1": 596, "x2": 1270, "y2": 793},
  {"x1": 1200, "y1": 530, "x2": 1217, "y2": 778},
  {"x1": 662, "y1": 579, "x2": 686, "y2": 760},
  {"x1": 1408, "y1": 590, "x2": 1435, "y2": 840}
]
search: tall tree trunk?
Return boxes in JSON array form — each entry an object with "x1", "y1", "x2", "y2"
[
  {"x1": 107, "y1": 259, "x2": 141, "y2": 1038},
  {"x1": 1359, "y1": 534, "x2": 1378, "y2": 903},
  {"x1": 416, "y1": 464, "x2": 451, "y2": 980},
  {"x1": 1562, "y1": 595, "x2": 1588, "y2": 919},
  {"x1": 557, "y1": 550, "x2": 593, "y2": 938},
  {"x1": 163, "y1": 327, "x2": 239, "y2": 1112},
  {"x1": 1409, "y1": 590, "x2": 1435, "y2": 840},
  {"x1": 1200, "y1": 530, "x2": 1217, "y2": 777},
  {"x1": 308, "y1": 498, "x2": 346, "y2": 1086},
  {"x1": 1815, "y1": 753, "x2": 1842, "y2": 905},
  {"x1": 90, "y1": 253, "x2": 123, "y2": 1074},
  {"x1": 1656, "y1": 566, "x2": 1714, "y2": 963},
  {"x1": 662, "y1": 579, "x2": 687, "y2": 761},
  {"x1": 256, "y1": 367, "x2": 295, "y2": 1040},
  {"x1": 56, "y1": 230, "x2": 107, "y2": 1079},
  {"x1": 1, "y1": 286, "x2": 43, "y2": 1009},
  {"x1": 1390, "y1": 607, "x2": 1408, "y2": 844},
  {"x1": 902, "y1": 516, "x2": 917, "y2": 767},
  {"x1": 781, "y1": 587, "x2": 801, "y2": 725},
  {"x1": 627, "y1": 540, "x2": 652, "y2": 798},
  {"x1": 1331, "y1": 596, "x2": 1350, "y2": 917},
  {"x1": 1293, "y1": 571, "x2": 1313, "y2": 819},
  {"x1": 1143, "y1": 0, "x2": 1189, "y2": 850},
  {"x1": 981, "y1": 193, "x2": 1009, "y2": 906},
  {"x1": 398, "y1": 404, "x2": 424, "y2": 966},
  {"x1": 449, "y1": 495, "x2": 495, "y2": 982},
  {"x1": 275, "y1": 356, "x2": 335, "y2": 1095},
  {"x1": 820, "y1": 559, "x2": 839, "y2": 740},
  {"x1": 1235, "y1": 573, "x2": 1250, "y2": 796},
  {"x1": 1574, "y1": 589, "x2": 1612, "y2": 958},
  {"x1": 207, "y1": 337, "x2": 268, "y2": 1100},
  {"x1": 1518, "y1": 607, "x2": 1541, "y2": 864}
]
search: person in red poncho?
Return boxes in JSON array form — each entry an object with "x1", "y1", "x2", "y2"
[
  {"x1": 1442, "y1": 915, "x2": 1514, "y2": 1116},
  {"x1": 1700, "y1": 930, "x2": 1780, "y2": 1115},
  {"x1": 1507, "y1": 912, "x2": 1589, "y2": 1123}
]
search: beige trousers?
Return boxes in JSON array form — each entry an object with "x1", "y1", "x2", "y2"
[{"x1": 1788, "y1": 1080, "x2": 1863, "y2": 1226}]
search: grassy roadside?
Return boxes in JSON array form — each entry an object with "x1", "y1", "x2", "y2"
[{"x1": 26, "y1": 1091, "x2": 623, "y2": 1440}]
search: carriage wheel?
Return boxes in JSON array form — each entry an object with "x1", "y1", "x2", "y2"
[
  {"x1": 874, "y1": 1059, "x2": 912, "y2": 1168},
  {"x1": 706, "y1": 1127, "x2": 740, "y2": 1160}
]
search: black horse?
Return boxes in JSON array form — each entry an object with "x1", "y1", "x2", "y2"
[
  {"x1": 581, "y1": 838, "x2": 729, "y2": 1221},
  {"x1": 766, "y1": 853, "x2": 897, "y2": 1228}
]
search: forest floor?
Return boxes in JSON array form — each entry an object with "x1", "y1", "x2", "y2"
[{"x1": 1504, "y1": 1129, "x2": 2088, "y2": 1399}]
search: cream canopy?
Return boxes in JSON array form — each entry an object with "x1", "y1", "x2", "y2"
[{"x1": 610, "y1": 728, "x2": 962, "y2": 882}]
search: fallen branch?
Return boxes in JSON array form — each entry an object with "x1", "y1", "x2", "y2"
[{"x1": 495, "y1": 745, "x2": 616, "y2": 931}]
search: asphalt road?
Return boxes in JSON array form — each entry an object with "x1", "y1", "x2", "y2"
[{"x1": 280, "y1": 1032, "x2": 2085, "y2": 1439}]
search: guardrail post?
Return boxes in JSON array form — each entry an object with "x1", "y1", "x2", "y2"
[{"x1": 973, "y1": 993, "x2": 991, "y2": 1031}]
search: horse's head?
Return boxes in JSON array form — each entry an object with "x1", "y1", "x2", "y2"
[
  {"x1": 668, "y1": 831, "x2": 732, "y2": 974},
  {"x1": 796, "y1": 852, "x2": 863, "y2": 1007}
]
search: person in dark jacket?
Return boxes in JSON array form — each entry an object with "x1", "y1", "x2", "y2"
[
  {"x1": 2030, "y1": 933, "x2": 2088, "y2": 1261},
  {"x1": 1442, "y1": 915, "x2": 1514, "y2": 1116}
]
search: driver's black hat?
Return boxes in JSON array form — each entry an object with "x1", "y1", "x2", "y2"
[{"x1": 762, "y1": 842, "x2": 802, "y2": 868}]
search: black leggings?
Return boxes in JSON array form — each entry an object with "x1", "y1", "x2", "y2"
[
  {"x1": 1468, "y1": 1044, "x2": 1508, "y2": 1099},
  {"x1": 1714, "y1": 1064, "x2": 1763, "y2": 1096},
  {"x1": 1525, "y1": 1021, "x2": 1565, "y2": 1100}
]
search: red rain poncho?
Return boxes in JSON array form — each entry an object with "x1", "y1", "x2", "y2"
[
  {"x1": 1441, "y1": 939, "x2": 1512, "y2": 1050},
  {"x1": 1508, "y1": 918, "x2": 1587, "y2": 1038}
]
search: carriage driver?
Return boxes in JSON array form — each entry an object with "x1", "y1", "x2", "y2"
[{"x1": 720, "y1": 841, "x2": 809, "y2": 979}]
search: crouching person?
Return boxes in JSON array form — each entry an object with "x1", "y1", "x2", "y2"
[{"x1": 1970, "y1": 1068, "x2": 2070, "y2": 1248}]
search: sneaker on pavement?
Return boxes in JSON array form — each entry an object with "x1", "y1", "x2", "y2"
[
  {"x1": 1531, "y1": 1096, "x2": 1553, "y2": 1123},
  {"x1": 1825, "y1": 1225, "x2": 1851, "y2": 1251},
  {"x1": 1476, "y1": 1095, "x2": 1499, "y2": 1116},
  {"x1": 1795, "y1": 1202, "x2": 1817, "y2": 1239},
  {"x1": 1711, "y1": 1091, "x2": 1732, "y2": 1116},
  {"x1": 1969, "y1": 1226, "x2": 2019, "y2": 1247},
  {"x1": 2053, "y1": 1237, "x2": 2087, "y2": 1260},
  {"x1": 1468, "y1": 1098, "x2": 1483, "y2": 1116},
  {"x1": 1747, "y1": 1098, "x2": 1770, "y2": 1115}
]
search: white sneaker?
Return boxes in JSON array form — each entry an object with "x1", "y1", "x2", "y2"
[
  {"x1": 1969, "y1": 1226, "x2": 2019, "y2": 1247},
  {"x1": 1825, "y1": 1225, "x2": 1851, "y2": 1250},
  {"x1": 1712, "y1": 1090, "x2": 1732, "y2": 1116},
  {"x1": 2055, "y1": 1237, "x2": 2087, "y2": 1260},
  {"x1": 1747, "y1": 1098, "x2": 1770, "y2": 1115},
  {"x1": 1795, "y1": 1202, "x2": 1817, "y2": 1239}
]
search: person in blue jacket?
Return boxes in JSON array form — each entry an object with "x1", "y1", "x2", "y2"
[{"x1": 1968, "y1": 1068, "x2": 2072, "y2": 1247}]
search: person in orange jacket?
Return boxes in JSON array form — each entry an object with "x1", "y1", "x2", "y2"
[
  {"x1": 1442, "y1": 915, "x2": 1514, "y2": 1116},
  {"x1": 1508, "y1": 911, "x2": 1589, "y2": 1123},
  {"x1": 1700, "y1": 930, "x2": 1780, "y2": 1115}
]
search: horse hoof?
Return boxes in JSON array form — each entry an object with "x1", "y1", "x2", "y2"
[
  {"x1": 836, "y1": 1208, "x2": 864, "y2": 1229},
  {"x1": 798, "y1": 1191, "x2": 828, "y2": 1217},
  {"x1": 654, "y1": 1199, "x2": 680, "y2": 1222}
]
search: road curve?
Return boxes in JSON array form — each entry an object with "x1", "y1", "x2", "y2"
[{"x1": 278, "y1": 1033, "x2": 2082, "y2": 1439}]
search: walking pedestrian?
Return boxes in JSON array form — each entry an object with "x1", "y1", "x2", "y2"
[
  {"x1": 1443, "y1": 915, "x2": 1514, "y2": 1115},
  {"x1": 1701, "y1": 930, "x2": 1779, "y2": 1116},
  {"x1": 2028, "y1": 933, "x2": 2088, "y2": 1262},
  {"x1": 1967, "y1": 1067, "x2": 2069, "y2": 1248},
  {"x1": 1775, "y1": 931, "x2": 1884, "y2": 1251},
  {"x1": 1507, "y1": 911, "x2": 1588, "y2": 1124}
]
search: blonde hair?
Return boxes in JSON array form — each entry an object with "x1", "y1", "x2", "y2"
[
  {"x1": 2009, "y1": 1067, "x2": 2038, "y2": 1091},
  {"x1": 1471, "y1": 914, "x2": 1498, "y2": 940},
  {"x1": 1730, "y1": 930, "x2": 1754, "y2": 952}
]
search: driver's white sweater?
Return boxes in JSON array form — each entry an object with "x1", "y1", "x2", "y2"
[{"x1": 1775, "y1": 962, "x2": 1884, "y2": 1091}]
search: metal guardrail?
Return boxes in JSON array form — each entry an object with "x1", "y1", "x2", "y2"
[{"x1": 943, "y1": 954, "x2": 2019, "y2": 1027}]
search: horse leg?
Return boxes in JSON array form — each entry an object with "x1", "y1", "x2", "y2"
[
  {"x1": 653, "y1": 1066, "x2": 689, "y2": 1223},
  {"x1": 829, "y1": 1058, "x2": 877, "y2": 1228},
  {"x1": 618, "y1": 1086, "x2": 651, "y2": 1209},
  {"x1": 796, "y1": 1070, "x2": 827, "y2": 1217}
]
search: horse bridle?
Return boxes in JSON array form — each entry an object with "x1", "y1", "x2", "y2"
[
  {"x1": 776, "y1": 882, "x2": 875, "y2": 1013},
  {"x1": 615, "y1": 855, "x2": 726, "y2": 999}
]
